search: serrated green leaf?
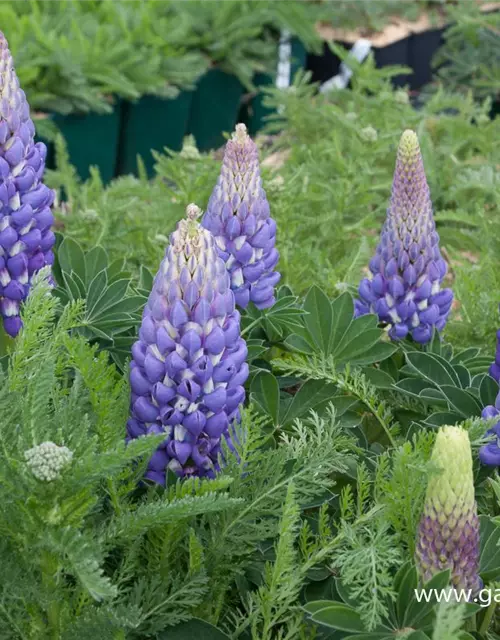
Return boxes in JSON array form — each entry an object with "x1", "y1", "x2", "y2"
[{"x1": 161, "y1": 618, "x2": 231, "y2": 639}]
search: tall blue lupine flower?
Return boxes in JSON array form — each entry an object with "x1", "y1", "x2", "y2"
[
  {"x1": 355, "y1": 130, "x2": 452, "y2": 344},
  {"x1": 0, "y1": 33, "x2": 55, "y2": 337},
  {"x1": 479, "y1": 389, "x2": 500, "y2": 466},
  {"x1": 127, "y1": 204, "x2": 249, "y2": 484},
  {"x1": 202, "y1": 123, "x2": 280, "y2": 310}
]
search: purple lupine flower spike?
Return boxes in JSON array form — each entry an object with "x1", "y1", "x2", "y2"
[
  {"x1": 0, "y1": 32, "x2": 55, "y2": 337},
  {"x1": 355, "y1": 130, "x2": 452, "y2": 344},
  {"x1": 202, "y1": 123, "x2": 280, "y2": 310},
  {"x1": 479, "y1": 389, "x2": 500, "y2": 466},
  {"x1": 415, "y1": 426, "x2": 482, "y2": 592},
  {"x1": 127, "y1": 204, "x2": 249, "y2": 484}
]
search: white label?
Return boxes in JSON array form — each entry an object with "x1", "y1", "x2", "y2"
[
  {"x1": 320, "y1": 38, "x2": 372, "y2": 93},
  {"x1": 276, "y1": 29, "x2": 292, "y2": 89}
]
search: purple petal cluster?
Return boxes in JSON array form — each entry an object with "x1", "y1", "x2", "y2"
[
  {"x1": 479, "y1": 388, "x2": 500, "y2": 466},
  {"x1": 127, "y1": 204, "x2": 249, "y2": 483},
  {"x1": 355, "y1": 130, "x2": 452, "y2": 344},
  {"x1": 0, "y1": 32, "x2": 55, "y2": 337},
  {"x1": 202, "y1": 123, "x2": 280, "y2": 310}
]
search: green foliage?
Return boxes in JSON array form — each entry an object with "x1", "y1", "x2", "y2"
[
  {"x1": 52, "y1": 235, "x2": 149, "y2": 367},
  {"x1": 433, "y1": 2, "x2": 500, "y2": 100},
  {"x1": 0, "y1": 0, "x2": 323, "y2": 115},
  {"x1": 0, "y1": 274, "x2": 361, "y2": 637}
]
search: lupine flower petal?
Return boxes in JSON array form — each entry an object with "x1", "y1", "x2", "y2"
[
  {"x1": 127, "y1": 204, "x2": 248, "y2": 484},
  {"x1": 355, "y1": 130, "x2": 452, "y2": 344},
  {"x1": 415, "y1": 426, "x2": 481, "y2": 592},
  {"x1": 202, "y1": 123, "x2": 280, "y2": 310},
  {"x1": 479, "y1": 389, "x2": 500, "y2": 466},
  {"x1": 0, "y1": 33, "x2": 55, "y2": 336}
]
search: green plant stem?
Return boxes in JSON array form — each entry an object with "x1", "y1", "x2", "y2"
[
  {"x1": 478, "y1": 598, "x2": 496, "y2": 635},
  {"x1": 40, "y1": 551, "x2": 61, "y2": 639},
  {"x1": 0, "y1": 326, "x2": 13, "y2": 358},
  {"x1": 241, "y1": 317, "x2": 263, "y2": 337}
]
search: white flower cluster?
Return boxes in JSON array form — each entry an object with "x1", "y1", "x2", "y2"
[
  {"x1": 179, "y1": 135, "x2": 201, "y2": 161},
  {"x1": 24, "y1": 441, "x2": 73, "y2": 482},
  {"x1": 360, "y1": 126, "x2": 378, "y2": 143}
]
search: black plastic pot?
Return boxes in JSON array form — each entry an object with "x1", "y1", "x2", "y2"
[
  {"x1": 247, "y1": 37, "x2": 307, "y2": 135},
  {"x1": 187, "y1": 68, "x2": 244, "y2": 151},
  {"x1": 306, "y1": 35, "x2": 413, "y2": 89},
  {"x1": 306, "y1": 41, "x2": 344, "y2": 85},
  {"x1": 117, "y1": 91, "x2": 193, "y2": 178},
  {"x1": 408, "y1": 27, "x2": 446, "y2": 90},
  {"x1": 52, "y1": 101, "x2": 122, "y2": 183}
]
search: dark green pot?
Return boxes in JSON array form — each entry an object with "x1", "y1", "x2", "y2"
[
  {"x1": 188, "y1": 68, "x2": 244, "y2": 151},
  {"x1": 247, "y1": 38, "x2": 306, "y2": 136},
  {"x1": 118, "y1": 91, "x2": 193, "y2": 178},
  {"x1": 52, "y1": 101, "x2": 122, "y2": 183},
  {"x1": 33, "y1": 114, "x2": 55, "y2": 169}
]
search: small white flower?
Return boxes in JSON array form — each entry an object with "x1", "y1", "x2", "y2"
[
  {"x1": 394, "y1": 89, "x2": 410, "y2": 105},
  {"x1": 179, "y1": 135, "x2": 201, "y2": 160},
  {"x1": 25, "y1": 441, "x2": 73, "y2": 482},
  {"x1": 360, "y1": 126, "x2": 378, "y2": 142}
]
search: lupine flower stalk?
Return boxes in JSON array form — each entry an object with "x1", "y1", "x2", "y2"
[
  {"x1": 415, "y1": 426, "x2": 482, "y2": 592},
  {"x1": 0, "y1": 33, "x2": 55, "y2": 337},
  {"x1": 127, "y1": 204, "x2": 249, "y2": 484},
  {"x1": 479, "y1": 388, "x2": 500, "y2": 466},
  {"x1": 355, "y1": 130, "x2": 452, "y2": 344},
  {"x1": 202, "y1": 123, "x2": 280, "y2": 310}
]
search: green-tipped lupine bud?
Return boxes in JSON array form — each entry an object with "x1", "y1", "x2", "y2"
[
  {"x1": 25, "y1": 441, "x2": 73, "y2": 481},
  {"x1": 415, "y1": 426, "x2": 481, "y2": 592}
]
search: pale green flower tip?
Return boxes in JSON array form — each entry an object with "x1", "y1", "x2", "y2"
[
  {"x1": 232, "y1": 122, "x2": 249, "y2": 145},
  {"x1": 427, "y1": 425, "x2": 474, "y2": 505},
  {"x1": 398, "y1": 129, "x2": 420, "y2": 160},
  {"x1": 360, "y1": 126, "x2": 378, "y2": 142},
  {"x1": 25, "y1": 441, "x2": 73, "y2": 482},
  {"x1": 345, "y1": 112, "x2": 357, "y2": 121}
]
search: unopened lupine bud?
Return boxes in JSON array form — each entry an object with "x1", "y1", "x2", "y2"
[
  {"x1": 127, "y1": 204, "x2": 249, "y2": 484},
  {"x1": 415, "y1": 426, "x2": 481, "y2": 592},
  {"x1": 355, "y1": 130, "x2": 453, "y2": 344},
  {"x1": 0, "y1": 33, "x2": 55, "y2": 337},
  {"x1": 202, "y1": 123, "x2": 280, "y2": 310},
  {"x1": 25, "y1": 441, "x2": 73, "y2": 481},
  {"x1": 479, "y1": 388, "x2": 500, "y2": 466}
]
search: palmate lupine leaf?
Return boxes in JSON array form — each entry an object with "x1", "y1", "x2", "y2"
[
  {"x1": 283, "y1": 286, "x2": 397, "y2": 367},
  {"x1": 52, "y1": 236, "x2": 147, "y2": 366}
]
